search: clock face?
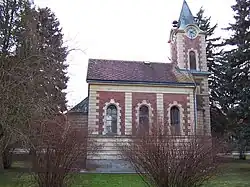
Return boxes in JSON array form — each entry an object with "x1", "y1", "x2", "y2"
[{"x1": 186, "y1": 26, "x2": 198, "y2": 39}]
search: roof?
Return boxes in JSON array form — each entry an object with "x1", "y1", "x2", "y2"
[
  {"x1": 87, "y1": 59, "x2": 194, "y2": 86},
  {"x1": 178, "y1": 0, "x2": 196, "y2": 29},
  {"x1": 69, "y1": 97, "x2": 88, "y2": 114}
]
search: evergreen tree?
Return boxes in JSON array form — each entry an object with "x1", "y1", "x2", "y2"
[
  {"x1": 195, "y1": 7, "x2": 228, "y2": 136},
  {"x1": 37, "y1": 7, "x2": 68, "y2": 112},
  {"x1": 0, "y1": 0, "x2": 30, "y2": 54},
  {"x1": 16, "y1": 7, "x2": 69, "y2": 112},
  {"x1": 195, "y1": 7, "x2": 224, "y2": 103},
  {"x1": 0, "y1": 0, "x2": 69, "y2": 169},
  {"x1": 223, "y1": 0, "x2": 250, "y2": 158},
  {"x1": 0, "y1": 0, "x2": 34, "y2": 170}
]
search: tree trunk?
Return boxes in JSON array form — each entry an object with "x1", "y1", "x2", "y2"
[
  {"x1": 239, "y1": 150, "x2": 246, "y2": 160},
  {"x1": 0, "y1": 152, "x2": 4, "y2": 171},
  {"x1": 3, "y1": 148, "x2": 12, "y2": 169},
  {"x1": 0, "y1": 136, "x2": 4, "y2": 171}
]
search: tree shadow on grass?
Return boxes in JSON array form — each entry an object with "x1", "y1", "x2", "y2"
[{"x1": 0, "y1": 160, "x2": 35, "y2": 187}]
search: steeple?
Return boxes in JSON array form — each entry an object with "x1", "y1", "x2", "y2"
[{"x1": 178, "y1": 0, "x2": 195, "y2": 29}]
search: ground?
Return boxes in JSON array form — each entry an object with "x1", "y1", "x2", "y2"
[{"x1": 0, "y1": 160, "x2": 250, "y2": 187}]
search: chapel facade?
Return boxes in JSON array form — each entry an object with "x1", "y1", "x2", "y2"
[{"x1": 70, "y1": 1, "x2": 211, "y2": 159}]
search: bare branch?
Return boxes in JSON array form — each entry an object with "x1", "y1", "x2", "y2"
[{"x1": 119, "y1": 125, "x2": 228, "y2": 187}]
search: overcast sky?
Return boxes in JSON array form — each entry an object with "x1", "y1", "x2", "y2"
[{"x1": 34, "y1": 0, "x2": 235, "y2": 108}]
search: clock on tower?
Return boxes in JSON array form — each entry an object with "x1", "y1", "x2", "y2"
[
  {"x1": 185, "y1": 25, "x2": 199, "y2": 39},
  {"x1": 169, "y1": 0, "x2": 208, "y2": 72}
]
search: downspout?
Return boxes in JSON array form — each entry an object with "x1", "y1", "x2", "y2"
[
  {"x1": 193, "y1": 84, "x2": 197, "y2": 136},
  {"x1": 87, "y1": 83, "x2": 90, "y2": 121}
]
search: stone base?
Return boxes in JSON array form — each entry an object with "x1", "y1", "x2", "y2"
[{"x1": 86, "y1": 159, "x2": 135, "y2": 173}]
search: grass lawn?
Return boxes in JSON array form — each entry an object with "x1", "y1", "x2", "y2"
[{"x1": 0, "y1": 160, "x2": 250, "y2": 187}]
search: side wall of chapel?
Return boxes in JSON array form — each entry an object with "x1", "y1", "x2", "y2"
[{"x1": 88, "y1": 84, "x2": 195, "y2": 136}]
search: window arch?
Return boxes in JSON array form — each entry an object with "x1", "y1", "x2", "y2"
[
  {"x1": 138, "y1": 105, "x2": 149, "y2": 135},
  {"x1": 106, "y1": 104, "x2": 117, "y2": 135},
  {"x1": 170, "y1": 106, "x2": 181, "y2": 135},
  {"x1": 189, "y1": 51, "x2": 197, "y2": 70},
  {"x1": 135, "y1": 100, "x2": 153, "y2": 135}
]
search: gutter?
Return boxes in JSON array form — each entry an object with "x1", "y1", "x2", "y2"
[
  {"x1": 86, "y1": 79, "x2": 196, "y2": 87},
  {"x1": 178, "y1": 69, "x2": 211, "y2": 76}
]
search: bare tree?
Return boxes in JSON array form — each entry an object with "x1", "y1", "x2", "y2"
[
  {"x1": 30, "y1": 114, "x2": 98, "y2": 187},
  {"x1": 0, "y1": 55, "x2": 47, "y2": 169},
  {"x1": 119, "y1": 125, "x2": 227, "y2": 187}
]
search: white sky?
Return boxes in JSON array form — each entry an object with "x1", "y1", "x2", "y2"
[{"x1": 34, "y1": 0, "x2": 235, "y2": 108}]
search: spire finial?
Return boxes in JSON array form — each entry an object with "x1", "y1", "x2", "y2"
[{"x1": 178, "y1": 0, "x2": 195, "y2": 29}]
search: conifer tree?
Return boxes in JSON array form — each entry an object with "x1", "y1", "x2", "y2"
[
  {"x1": 223, "y1": 0, "x2": 250, "y2": 159},
  {"x1": 0, "y1": 0, "x2": 30, "y2": 54},
  {"x1": 0, "y1": 0, "x2": 69, "y2": 169},
  {"x1": 195, "y1": 8, "x2": 228, "y2": 136},
  {"x1": 36, "y1": 7, "x2": 68, "y2": 112},
  {"x1": 16, "y1": 7, "x2": 69, "y2": 112},
  {"x1": 0, "y1": 0, "x2": 34, "y2": 170}
]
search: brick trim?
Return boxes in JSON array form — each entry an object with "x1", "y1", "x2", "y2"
[
  {"x1": 199, "y1": 35, "x2": 208, "y2": 71},
  {"x1": 125, "y1": 92, "x2": 132, "y2": 135},
  {"x1": 88, "y1": 90, "x2": 99, "y2": 135},
  {"x1": 156, "y1": 93, "x2": 164, "y2": 125},
  {"x1": 187, "y1": 94, "x2": 194, "y2": 135}
]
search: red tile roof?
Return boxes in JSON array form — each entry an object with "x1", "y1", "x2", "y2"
[{"x1": 87, "y1": 59, "x2": 194, "y2": 85}]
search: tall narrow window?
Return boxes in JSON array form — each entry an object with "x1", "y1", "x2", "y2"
[
  {"x1": 189, "y1": 51, "x2": 196, "y2": 70},
  {"x1": 138, "y1": 105, "x2": 149, "y2": 135},
  {"x1": 170, "y1": 106, "x2": 180, "y2": 135},
  {"x1": 106, "y1": 104, "x2": 117, "y2": 135}
]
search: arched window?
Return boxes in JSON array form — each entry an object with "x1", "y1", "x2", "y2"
[
  {"x1": 170, "y1": 106, "x2": 180, "y2": 135},
  {"x1": 189, "y1": 51, "x2": 197, "y2": 70},
  {"x1": 106, "y1": 104, "x2": 117, "y2": 135},
  {"x1": 138, "y1": 105, "x2": 149, "y2": 135}
]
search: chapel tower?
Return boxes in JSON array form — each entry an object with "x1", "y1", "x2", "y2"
[{"x1": 169, "y1": 0, "x2": 211, "y2": 135}]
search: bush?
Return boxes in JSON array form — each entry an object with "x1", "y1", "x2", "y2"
[
  {"x1": 119, "y1": 126, "x2": 227, "y2": 187},
  {"x1": 30, "y1": 114, "x2": 96, "y2": 187}
]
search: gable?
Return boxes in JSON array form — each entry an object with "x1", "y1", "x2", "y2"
[{"x1": 69, "y1": 97, "x2": 88, "y2": 114}]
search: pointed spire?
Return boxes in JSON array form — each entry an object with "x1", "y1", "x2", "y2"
[{"x1": 178, "y1": 0, "x2": 195, "y2": 29}]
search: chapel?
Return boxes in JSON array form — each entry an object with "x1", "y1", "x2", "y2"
[{"x1": 70, "y1": 0, "x2": 211, "y2": 159}]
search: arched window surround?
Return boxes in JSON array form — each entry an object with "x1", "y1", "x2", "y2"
[
  {"x1": 167, "y1": 101, "x2": 184, "y2": 135},
  {"x1": 138, "y1": 105, "x2": 150, "y2": 135},
  {"x1": 102, "y1": 99, "x2": 121, "y2": 135},
  {"x1": 170, "y1": 106, "x2": 181, "y2": 135},
  {"x1": 135, "y1": 100, "x2": 154, "y2": 134},
  {"x1": 187, "y1": 48, "x2": 199, "y2": 71}
]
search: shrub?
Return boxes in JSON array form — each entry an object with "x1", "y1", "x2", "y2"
[
  {"x1": 30, "y1": 114, "x2": 96, "y2": 187},
  {"x1": 119, "y1": 126, "x2": 227, "y2": 187}
]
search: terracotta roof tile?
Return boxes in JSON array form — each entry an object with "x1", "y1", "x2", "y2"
[{"x1": 87, "y1": 58, "x2": 194, "y2": 84}]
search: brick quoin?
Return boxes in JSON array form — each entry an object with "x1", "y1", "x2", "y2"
[
  {"x1": 171, "y1": 42, "x2": 178, "y2": 65},
  {"x1": 163, "y1": 93, "x2": 189, "y2": 134},
  {"x1": 132, "y1": 92, "x2": 157, "y2": 135},
  {"x1": 97, "y1": 91, "x2": 125, "y2": 135}
]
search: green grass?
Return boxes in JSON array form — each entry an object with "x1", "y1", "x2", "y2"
[
  {"x1": 204, "y1": 161, "x2": 250, "y2": 187},
  {"x1": 1, "y1": 160, "x2": 250, "y2": 187},
  {"x1": 74, "y1": 174, "x2": 144, "y2": 187},
  {"x1": 0, "y1": 172, "x2": 31, "y2": 187}
]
